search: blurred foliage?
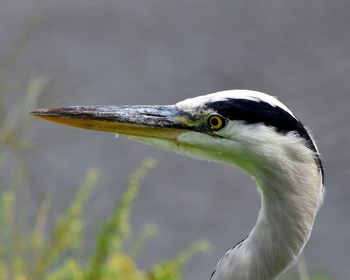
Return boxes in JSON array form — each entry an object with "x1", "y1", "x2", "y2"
[
  {"x1": 0, "y1": 25, "x2": 331, "y2": 280},
  {"x1": 0, "y1": 159, "x2": 210, "y2": 280}
]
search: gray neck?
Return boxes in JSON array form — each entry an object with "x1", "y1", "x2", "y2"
[{"x1": 212, "y1": 159, "x2": 323, "y2": 280}]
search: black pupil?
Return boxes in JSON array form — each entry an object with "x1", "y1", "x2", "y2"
[{"x1": 211, "y1": 117, "x2": 219, "y2": 127}]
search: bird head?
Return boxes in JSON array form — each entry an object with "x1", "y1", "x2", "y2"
[
  {"x1": 31, "y1": 90, "x2": 325, "y2": 280},
  {"x1": 30, "y1": 90, "x2": 322, "y2": 177}
]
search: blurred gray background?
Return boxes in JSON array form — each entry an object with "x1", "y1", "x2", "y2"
[{"x1": 1, "y1": 0, "x2": 350, "y2": 279}]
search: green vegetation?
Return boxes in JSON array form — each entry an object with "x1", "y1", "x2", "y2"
[{"x1": 0, "y1": 159, "x2": 210, "y2": 280}]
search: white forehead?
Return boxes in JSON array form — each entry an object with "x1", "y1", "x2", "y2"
[{"x1": 176, "y1": 90, "x2": 295, "y2": 118}]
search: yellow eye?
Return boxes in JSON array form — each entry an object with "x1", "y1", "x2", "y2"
[{"x1": 207, "y1": 114, "x2": 226, "y2": 130}]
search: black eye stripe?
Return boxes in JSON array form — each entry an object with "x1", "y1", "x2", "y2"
[{"x1": 206, "y1": 99, "x2": 308, "y2": 143}]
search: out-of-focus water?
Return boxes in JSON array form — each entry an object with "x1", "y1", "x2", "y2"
[{"x1": 2, "y1": 0, "x2": 350, "y2": 279}]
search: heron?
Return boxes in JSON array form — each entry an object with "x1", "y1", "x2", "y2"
[{"x1": 31, "y1": 90, "x2": 324, "y2": 280}]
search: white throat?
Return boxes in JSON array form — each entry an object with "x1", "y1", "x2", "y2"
[{"x1": 210, "y1": 128, "x2": 324, "y2": 280}]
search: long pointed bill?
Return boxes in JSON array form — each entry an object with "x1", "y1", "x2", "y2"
[{"x1": 30, "y1": 105, "x2": 193, "y2": 140}]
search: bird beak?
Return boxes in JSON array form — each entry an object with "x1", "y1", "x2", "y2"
[{"x1": 30, "y1": 105, "x2": 193, "y2": 140}]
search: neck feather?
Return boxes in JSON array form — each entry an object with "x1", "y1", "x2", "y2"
[{"x1": 212, "y1": 147, "x2": 324, "y2": 280}]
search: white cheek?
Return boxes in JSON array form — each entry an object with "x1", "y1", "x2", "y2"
[
  {"x1": 177, "y1": 132, "x2": 243, "y2": 162},
  {"x1": 215, "y1": 122, "x2": 238, "y2": 139}
]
